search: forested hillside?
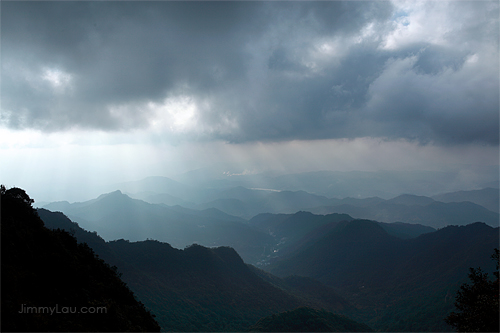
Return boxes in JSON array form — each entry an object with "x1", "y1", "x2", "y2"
[
  {"x1": 1, "y1": 186, "x2": 160, "y2": 332},
  {"x1": 38, "y1": 207, "x2": 369, "y2": 332},
  {"x1": 266, "y1": 219, "x2": 499, "y2": 331}
]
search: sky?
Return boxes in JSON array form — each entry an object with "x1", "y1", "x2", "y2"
[{"x1": 1, "y1": 0, "x2": 499, "y2": 202}]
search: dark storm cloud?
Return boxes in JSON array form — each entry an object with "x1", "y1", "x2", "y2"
[{"x1": 1, "y1": 1, "x2": 498, "y2": 145}]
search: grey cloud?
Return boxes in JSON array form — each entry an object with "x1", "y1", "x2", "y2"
[{"x1": 1, "y1": 1, "x2": 498, "y2": 145}]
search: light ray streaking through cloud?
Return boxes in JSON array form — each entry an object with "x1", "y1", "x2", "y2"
[{"x1": 0, "y1": 1, "x2": 498, "y2": 202}]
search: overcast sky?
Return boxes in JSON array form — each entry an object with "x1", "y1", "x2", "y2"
[{"x1": 1, "y1": 1, "x2": 499, "y2": 202}]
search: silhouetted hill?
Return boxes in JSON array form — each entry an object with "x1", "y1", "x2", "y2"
[
  {"x1": 386, "y1": 194, "x2": 436, "y2": 206},
  {"x1": 198, "y1": 197, "x2": 253, "y2": 218},
  {"x1": 248, "y1": 211, "x2": 353, "y2": 259},
  {"x1": 107, "y1": 240, "x2": 309, "y2": 331},
  {"x1": 128, "y1": 191, "x2": 195, "y2": 207},
  {"x1": 1, "y1": 186, "x2": 160, "y2": 332},
  {"x1": 326, "y1": 196, "x2": 386, "y2": 207},
  {"x1": 195, "y1": 187, "x2": 332, "y2": 219},
  {"x1": 248, "y1": 266, "x2": 351, "y2": 313},
  {"x1": 248, "y1": 212, "x2": 433, "y2": 262},
  {"x1": 168, "y1": 205, "x2": 247, "y2": 223},
  {"x1": 43, "y1": 191, "x2": 273, "y2": 263},
  {"x1": 247, "y1": 307, "x2": 373, "y2": 332},
  {"x1": 309, "y1": 198, "x2": 499, "y2": 228},
  {"x1": 38, "y1": 208, "x2": 366, "y2": 332},
  {"x1": 377, "y1": 221, "x2": 435, "y2": 239},
  {"x1": 432, "y1": 187, "x2": 499, "y2": 213},
  {"x1": 37, "y1": 208, "x2": 114, "y2": 262},
  {"x1": 266, "y1": 219, "x2": 499, "y2": 331},
  {"x1": 267, "y1": 170, "x2": 465, "y2": 198}
]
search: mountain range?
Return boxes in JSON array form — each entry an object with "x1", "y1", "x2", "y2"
[
  {"x1": 266, "y1": 219, "x2": 499, "y2": 331},
  {"x1": 20, "y1": 175, "x2": 500, "y2": 332},
  {"x1": 115, "y1": 176, "x2": 499, "y2": 227},
  {"x1": 37, "y1": 208, "x2": 366, "y2": 332},
  {"x1": 43, "y1": 190, "x2": 273, "y2": 264},
  {"x1": 44, "y1": 181, "x2": 499, "y2": 231},
  {"x1": 37, "y1": 204, "x2": 499, "y2": 331},
  {"x1": 307, "y1": 194, "x2": 499, "y2": 228}
]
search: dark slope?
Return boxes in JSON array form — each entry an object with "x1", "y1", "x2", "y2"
[
  {"x1": 269, "y1": 220, "x2": 406, "y2": 291},
  {"x1": 377, "y1": 221, "x2": 435, "y2": 239},
  {"x1": 248, "y1": 211, "x2": 433, "y2": 265},
  {"x1": 248, "y1": 265, "x2": 352, "y2": 313},
  {"x1": 1, "y1": 187, "x2": 160, "y2": 332},
  {"x1": 266, "y1": 219, "x2": 499, "y2": 331},
  {"x1": 38, "y1": 209, "x2": 366, "y2": 332},
  {"x1": 108, "y1": 240, "x2": 307, "y2": 331},
  {"x1": 248, "y1": 307, "x2": 373, "y2": 332},
  {"x1": 43, "y1": 190, "x2": 274, "y2": 263},
  {"x1": 248, "y1": 211, "x2": 353, "y2": 258}
]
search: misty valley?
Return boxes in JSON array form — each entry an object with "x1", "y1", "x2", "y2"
[{"x1": 2, "y1": 173, "x2": 499, "y2": 332}]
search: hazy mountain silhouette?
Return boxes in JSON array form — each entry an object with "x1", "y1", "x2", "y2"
[
  {"x1": 386, "y1": 194, "x2": 436, "y2": 206},
  {"x1": 193, "y1": 187, "x2": 332, "y2": 219},
  {"x1": 432, "y1": 187, "x2": 499, "y2": 213},
  {"x1": 309, "y1": 196, "x2": 499, "y2": 228},
  {"x1": 1, "y1": 187, "x2": 160, "y2": 332},
  {"x1": 128, "y1": 191, "x2": 196, "y2": 207},
  {"x1": 42, "y1": 190, "x2": 274, "y2": 263},
  {"x1": 377, "y1": 221, "x2": 435, "y2": 239},
  {"x1": 35, "y1": 182, "x2": 499, "y2": 331}
]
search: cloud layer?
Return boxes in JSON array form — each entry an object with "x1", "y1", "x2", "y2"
[{"x1": 1, "y1": 1, "x2": 498, "y2": 145}]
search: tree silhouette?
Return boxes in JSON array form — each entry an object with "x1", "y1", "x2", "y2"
[{"x1": 445, "y1": 248, "x2": 499, "y2": 332}]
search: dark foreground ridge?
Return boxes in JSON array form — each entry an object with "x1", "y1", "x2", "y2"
[
  {"x1": 1, "y1": 186, "x2": 161, "y2": 332},
  {"x1": 247, "y1": 306, "x2": 373, "y2": 332}
]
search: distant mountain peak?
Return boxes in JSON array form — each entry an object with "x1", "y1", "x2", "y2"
[
  {"x1": 387, "y1": 194, "x2": 435, "y2": 206},
  {"x1": 97, "y1": 190, "x2": 123, "y2": 199}
]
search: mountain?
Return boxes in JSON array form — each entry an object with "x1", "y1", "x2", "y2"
[
  {"x1": 42, "y1": 190, "x2": 273, "y2": 264},
  {"x1": 1, "y1": 187, "x2": 160, "y2": 332},
  {"x1": 174, "y1": 168, "x2": 483, "y2": 198},
  {"x1": 386, "y1": 194, "x2": 436, "y2": 206},
  {"x1": 128, "y1": 191, "x2": 196, "y2": 207},
  {"x1": 309, "y1": 198, "x2": 499, "y2": 228},
  {"x1": 377, "y1": 221, "x2": 435, "y2": 239},
  {"x1": 247, "y1": 212, "x2": 434, "y2": 263},
  {"x1": 248, "y1": 212, "x2": 353, "y2": 261},
  {"x1": 247, "y1": 307, "x2": 373, "y2": 332},
  {"x1": 107, "y1": 240, "x2": 305, "y2": 331},
  {"x1": 259, "y1": 170, "x2": 476, "y2": 198},
  {"x1": 248, "y1": 266, "x2": 352, "y2": 313},
  {"x1": 38, "y1": 208, "x2": 368, "y2": 332},
  {"x1": 195, "y1": 187, "x2": 332, "y2": 219},
  {"x1": 266, "y1": 219, "x2": 499, "y2": 331},
  {"x1": 432, "y1": 187, "x2": 499, "y2": 213}
]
